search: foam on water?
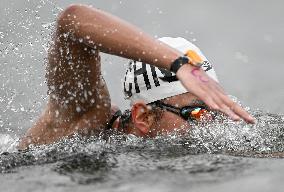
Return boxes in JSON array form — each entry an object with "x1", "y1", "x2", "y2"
[
  {"x1": 0, "y1": 134, "x2": 18, "y2": 153},
  {"x1": 0, "y1": 108, "x2": 283, "y2": 181},
  {"x1": 185, "y1": 110, "x2": 284, "y2": 156}
]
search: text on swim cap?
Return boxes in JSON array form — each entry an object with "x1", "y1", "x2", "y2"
[{"x1": 124, "y1": 61, "x2": 213, "y2": 98}]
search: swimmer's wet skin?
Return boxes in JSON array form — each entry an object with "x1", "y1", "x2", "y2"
[{"x1": 18, "y1": 4, "x2": 255, "y2": 150}]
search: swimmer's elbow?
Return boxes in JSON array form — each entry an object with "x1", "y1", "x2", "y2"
[{"x1": 56, "y1": 4, "x2": 94, "y2": 33}]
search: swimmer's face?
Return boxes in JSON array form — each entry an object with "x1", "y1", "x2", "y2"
[
  {"x1": 130, "y1": 92, "x2": 211, "y2": 137},
  {"x1": 151, "y1": 93, "x2": 200, "y2": 135}
]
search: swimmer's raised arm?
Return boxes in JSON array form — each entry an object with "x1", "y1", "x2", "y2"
[
  {"x1": 57, "y1": 4, "x2": 180, "y2": 69},
  {"x1": 57, "y1": 4, "x2": 255, "y2": 123}
]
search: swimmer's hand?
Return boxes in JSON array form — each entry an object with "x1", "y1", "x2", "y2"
[{"x1": 176, "y1": 64, "x2": 255, "y2": 124}]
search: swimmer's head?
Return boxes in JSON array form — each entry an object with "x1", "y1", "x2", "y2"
[
  {"x1": 120, "y1": 37, "x2": 219, "y2": 136},
  {"x1": 123, "y1": 37, "x2": 218, "y2": 105}
]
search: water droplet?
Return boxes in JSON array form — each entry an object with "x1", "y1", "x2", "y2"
[{"x1": 76, "y1": 106, "x2": 81, "y2": 113}]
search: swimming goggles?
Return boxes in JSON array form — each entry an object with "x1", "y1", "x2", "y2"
[{"x1": 150, "y1": 101, "x2": 209, "y2": 121}]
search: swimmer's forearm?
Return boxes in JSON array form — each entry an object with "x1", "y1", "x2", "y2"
[{"x1": 57, "y1": 4, "x2": 181, "y2": 70}]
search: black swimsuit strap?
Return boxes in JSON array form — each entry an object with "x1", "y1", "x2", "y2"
[{"x1": 106, "y1": 110, "x2": 122, "y2": 130}]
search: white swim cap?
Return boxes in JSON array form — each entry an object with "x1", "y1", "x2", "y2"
[{"x1": 123, "y1": 37, "x2": 219, "y2": 105}]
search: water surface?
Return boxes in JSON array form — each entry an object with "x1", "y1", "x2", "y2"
[{"x1": 0, "y1": 110, "x2": 283, "y2": 192}]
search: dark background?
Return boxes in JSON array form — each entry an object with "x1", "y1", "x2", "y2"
[{"x1": 0, "y1": 0, "x2": 283, "y2": 135}]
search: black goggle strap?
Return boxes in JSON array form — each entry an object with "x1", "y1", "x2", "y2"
[
  {"x1": 150, "y1": 101, "x2": 180, "y2": 116},
  {"x1": 153, "y1": 101, "x2": 179, "y2": 109},
  {"x1": 106, "y1": 110, "x2": 122, "y2": 130}
]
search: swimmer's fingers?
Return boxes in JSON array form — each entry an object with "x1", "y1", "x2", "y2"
[
  {"x1": 200, "y1": 73, "x2": 255, "y2": 123},
  {"x1": 177, "y1": 65, "x2": 255, "y2": 123},
  {"x1": 177, "y1": 66, "x2": 238, "y2": 121},
  {"x1": 220, "y1": 94, "x2": 255, "y2": 123},
  {"x1": 202, "y1": 81, "x2": 241, "y2": 121},
  {"x1": 210, "y1": 80, "x2": 255, "y2": 123},
  {"x1": 205, "y1": 83, "x2": 241, "y2": 121}
]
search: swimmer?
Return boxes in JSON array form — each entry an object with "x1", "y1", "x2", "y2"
[{"x1": 18, "y1": 4, "x2": 255, "y2": 149}]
